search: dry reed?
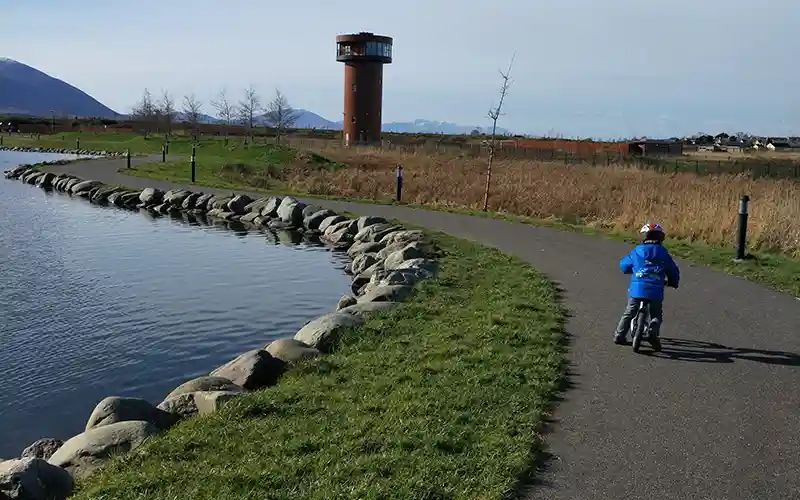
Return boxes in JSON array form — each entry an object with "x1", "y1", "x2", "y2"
[{"x1": 285, "y1": 148, "x2": 800, "y2": 257}]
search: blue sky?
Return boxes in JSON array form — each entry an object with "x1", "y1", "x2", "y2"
[{"x1": 4, "y1": 0, "x2": 799, "y2": 139}]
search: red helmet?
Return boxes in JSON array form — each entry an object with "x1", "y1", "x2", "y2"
[{"x1": 639, "y1": 222, "x2": 665, "y2": 242}]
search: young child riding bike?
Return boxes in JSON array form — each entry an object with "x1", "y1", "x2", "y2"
[{"x1": 614, "y1": 223, "x2": 680, "y2": 351}]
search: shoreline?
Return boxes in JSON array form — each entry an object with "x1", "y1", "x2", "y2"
[
  {"x1": 2, "y1": 159, "x2": 440, "y2": 495},
  {"x1": 0, "y1": 145, "x2": 125, "y2": 157}
]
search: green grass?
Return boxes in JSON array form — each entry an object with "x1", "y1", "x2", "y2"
[
  {"x1": 72, "y1": 232, "x2": 566, "y2": 500},
  {"x1": 10, "y1": 132, "x2": 800, "y2": 296}
]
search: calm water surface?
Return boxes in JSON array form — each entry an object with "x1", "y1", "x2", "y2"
[{"x1": 0, "y1": 151, "x2": 351, "y2": 457}]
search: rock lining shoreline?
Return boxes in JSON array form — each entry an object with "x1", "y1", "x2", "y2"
[
  {"x1": 0, "y1": 145, "x2": 124, "y2": 157},
  {"x1": 2, "y1": 160, "x2": 440, "y2": 500}
]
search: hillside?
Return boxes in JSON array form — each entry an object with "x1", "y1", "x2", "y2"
[
  {"x1": 0, "y1": 58, "x2": 512, "y2": 134},
  {"x1": 0, "y1": 58, "x2": 119, "y2": 118}
]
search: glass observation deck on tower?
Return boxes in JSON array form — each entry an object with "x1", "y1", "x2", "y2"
[{"x1": 336, "y1": 34, "x2": 393, "y2": 63}]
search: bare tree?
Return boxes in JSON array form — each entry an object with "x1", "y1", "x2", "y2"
[
  {"x1": 210, "y1": 87, "x2": 237, "y2": 140},
  {"x1": 263, "y1": 88, "x2": 299, "y2": 145},
  {"x1": 238, "y1": 85, "x2": 261, "y2": 138},
  {"x1": 182, "y1": 92, "x2": 203, "y2": 139},
  {"x1": 159, "y1": 90, "x2": 176, "y2": 135},
  {"x1": 130, "y1": 88, "x2": 157, "y2": 135},
  {"x1": 482, "y1": 54, "x2": 515, "y2": 212}
]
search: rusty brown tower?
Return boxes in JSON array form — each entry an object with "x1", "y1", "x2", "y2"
[{"x1": 336, "y1": 32, "x2": 392, "y2": 146}]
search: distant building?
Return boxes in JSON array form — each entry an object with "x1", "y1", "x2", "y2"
[{"x1": 627, "y1": 139, "x2": 683, "y2": 157}]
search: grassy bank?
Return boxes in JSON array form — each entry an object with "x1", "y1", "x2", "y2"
[
  {"x1": 6, "y1": 132, "x2": 800, "y2": 295},
  {"x1": 73, "y1": 231, "x2": 566, "y2": 500}
]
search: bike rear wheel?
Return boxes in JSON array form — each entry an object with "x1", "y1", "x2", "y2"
[{"x1": 631, "y1": 308, "x2": 647, "y2": 353}]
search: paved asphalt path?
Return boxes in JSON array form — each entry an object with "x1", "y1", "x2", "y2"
[{"x1": 36, "y1": 157, "x2": 800, "y2": 499}]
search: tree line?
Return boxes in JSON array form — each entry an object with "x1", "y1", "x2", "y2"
[{"x1": 129, "y1": 85, "x2": 300, "y2": 143}]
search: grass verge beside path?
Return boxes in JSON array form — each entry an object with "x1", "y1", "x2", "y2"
[{"x1": 73, "y1": 232, "x2": 566, "y2": 500}]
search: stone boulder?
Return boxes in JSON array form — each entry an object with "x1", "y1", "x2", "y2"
[
  {"x1": 64, "y1": 179, "x2": 80, "y2": 192},
  {"x1": 276, "y1": 197, "x2": 306, "y2": 226},
  {"x1": 0, "y1": 458, "x2": 74, "y2": 500},
  {"x1": 265, "y1": 338, "x2": 322, "y2": 365},
  {"x1": 156, "y1": 391, "x2": 241, "y2": 419},
  {"x1": 182, "y1": 192, "x2": 203, "y2": 210},
  {"x1": 20, "y1": 439, "x2": 63, "y2": 461},
  {"x1": 369, "y1": 268, "x2": 430, "y2": 288},
  {"x1": 293, "y1": 312, "x2": 364, "y2": 352},
  {"x1": 165, "y1": 376, "x2": 242, "y2": 400},
  {"x1": 393, "y1": 258, "x2": 439, "y2": 276},
  {"x1": 303, "y1": 209, "x2": 337, "y2": 231},
  {"x1": 324, "y1": 219, "x2": 358, "y2": 237},
  {"x1": 244, "y1": 197, "x2": 271, "y2": 213},
  {"x1": 91, "y1": 186, "x2": 122, "y2": 203},
  {"x1": 347, "y1": 241, "x2": 384, "y2": 258},
  {"x1": 226, "y1": 194, "x2": 253, "y2": 214},
  {"x1": 211, "y1": 196, "x2": 234, "y2": 210},
  {"x1": 384, "y1": 242, "x2": 431, "y2": 270},
  {"x1": 48, "y1": 421, "x2": 160, "y2": 479},
  {"x1": 120, "y1": 192, "x2": 141, "y2": 208},
  {"x1": 239, "y1": 212, "x2": 260, "y2": 223},
  {"x1": 318, "y1": 215, "x2": 347, "y2": 233},
  {"x1": 356, "y1": 215, "x2": 388, "y2": 232},
  {"x1": 336, "y1": 295, "x2": 357, "y2": 311},
  {"x1": 349, "y1": 253, "x2": 378, "y2": 275},
  {"x1": 34, "y1": 172, "x2": 55, "y2": 189},
  {"x1": 339, "y1": 301, "x2": 401, "y2": 317},
  {"x1": 322, "y1": 227, "x2": 354, "y2": 249},
  {"x1": 194, "y1": 193, "x2": 214, "y2": 211},
  {"x1": 260, "y1": 197, "x2": 283, "y2": 218},
  {"x1": 138, "y1": 187, "x2": 164, "y2": 206},
  {"x1": 106, "y1": 191, "x2": 125, "y2": 207},
  {"x1": 70, "y1": 180, "x2": 103, "y2": 195},
  {"x1": 351, "y1": 262, "x2": 383, "y2": 295},
  {"x1": 302, "y1": 204, "x2": 324, "y2": 218},
  {"x1": 353, "y1": 223, "x2": 402, "y2": 244},
  {"x1": 357, "y1": 284, "x2": 415, "y2": 304},
  {"x1": 85, "y1": 397, "x2": 179, "y2": 432},
  {"x1": 379, "y1": 230, "x2": 427, "y2": 246},
  {"x1": 164, "y1": 189, "x2": 192, "y2": 207},
  {"x1": 209, "y1": 349, "x2": 286, "y2": 391}
]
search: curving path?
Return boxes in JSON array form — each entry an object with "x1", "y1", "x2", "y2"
[{"x1": 37, "y1": 156, "x2": 800, "y2": 499}]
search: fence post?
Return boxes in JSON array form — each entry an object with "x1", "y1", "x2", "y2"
[
  {"x1": 162, "y1": 144, "x2": 166, "y2": 162},
  {"x1": 0, "y1": 135, "x2": 3, "y2": 146},
  {"x1": 396, "y1": 165, "x2": 404, "y2": 202},
  {"x1": 191, "y1": 144, "x2": 197, "y2": 183},
  {"x1": 126, "y1": 149, "x2": 131, "y2": 169},
  {"x1": 734, "y1": 195, "x2": 750, "y2": 261}
]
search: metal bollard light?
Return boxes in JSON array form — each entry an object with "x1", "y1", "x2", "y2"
[
  {"x1": 126, "y1": 149, "x2": 131, "y2": 169},
  {"x1": 191, "y1": 145, "x2": 196, "y2": 183},
  {"x1": 396, "y1": 165, "x2": 404, "y2": 202},
  {"x1": 735, "y1": 195, "x2": 750, "y2": 261}
]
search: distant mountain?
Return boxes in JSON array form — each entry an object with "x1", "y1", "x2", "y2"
[
  {"x1": 381, "y1": 119, "x2": 511, "y2": 135},
  {"x1": 292, "y1": 113, "x2": 512, "y2": 135},
  {"x1": 0, "y1": 57, "x2": 119, "y2": 118}
]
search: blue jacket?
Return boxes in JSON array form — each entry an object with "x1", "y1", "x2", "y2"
[{"x1": 620, "y1": 243, "x2": 680, "y2": 301}]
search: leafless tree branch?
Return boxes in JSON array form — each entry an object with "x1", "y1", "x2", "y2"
[
  {"x1": 210, "y1": 87, "x2": 237, "y2": 140},
  {"x1": 263, "y1": 88, "x2": 299, "y2": 145},
  {"x1": 159, "y1": 90, "x2": 176, "y2": 135},
  {"x1": 238, "y1": 85, "x2": 261, "y2": 138},
  {"x1": 182, "y1": 93, "x2": 203, "y2": 139},
  {"x1": 483, "y1": 53, "x2": 515, "y2": 212},
  {"x1": 130, "y1": 88, "x2": 158, "y2": 136}
]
